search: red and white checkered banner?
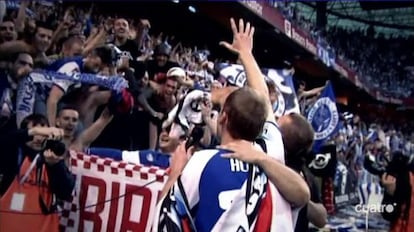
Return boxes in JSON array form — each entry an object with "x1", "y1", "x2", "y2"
[{"x1": 59, "y1": 152, "x2": 168, "y2": 232}]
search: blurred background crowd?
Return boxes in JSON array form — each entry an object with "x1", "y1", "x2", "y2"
[{"x1": 276, "y1": 1, "x2": 414, "y2": 99}]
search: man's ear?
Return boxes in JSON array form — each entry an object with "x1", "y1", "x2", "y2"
[{"x1": 218, "y1": 111, "x2": 227, "y2": 125}]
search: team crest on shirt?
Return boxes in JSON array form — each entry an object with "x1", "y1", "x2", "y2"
[
  {"x1": 146, "y1": 153, "x2": 154, "y2": 162},
  {"x1": 307, "y1": 97, "x2": 339, "y2": 140}
]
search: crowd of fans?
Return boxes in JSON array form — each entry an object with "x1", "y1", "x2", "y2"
[
  {"x1": 276, "y1": 2, "x2": 414, "y2": 99},
  {"x1": 0, "y1": 1, "x2": 413, "y2": 232}
]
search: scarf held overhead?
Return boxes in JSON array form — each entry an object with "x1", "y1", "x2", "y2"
[{"x1": 16, "y1": 70, "x2": 128, "y2": 126}]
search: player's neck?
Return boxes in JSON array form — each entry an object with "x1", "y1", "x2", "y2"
[{"x1": 220, "y1": 130, "x2": 238, "y2": 145}]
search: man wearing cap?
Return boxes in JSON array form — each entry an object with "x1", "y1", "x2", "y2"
[{"x1": 145, "y1": 42, "x2": 180, "y2": 83}]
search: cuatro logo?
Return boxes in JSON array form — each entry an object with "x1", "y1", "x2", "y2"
[{"x1": 354, "y1": 203, "x2": 396, "y2": 213}]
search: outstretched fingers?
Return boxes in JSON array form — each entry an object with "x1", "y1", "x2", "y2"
[
  {"x1": 238, "y1": 18, "x2": 244, "y2": 35},
  {"x1": 249, "y1": 26, "x2": 255, "y2": 38},
  {"x1": 230, "y1": 18, "x2": 238, "y2": 35},
  {"x1": 244, "y1": 22, "x2": 251, "y2": 35}
]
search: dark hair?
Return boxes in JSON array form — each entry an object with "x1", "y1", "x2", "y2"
[
  {"x1": 9, "y1": 52, "x2": 32, "y2": 63},
  {"x1": 279, "y1": 113, "x2": 314, "y2": 167},
  {"x1": 20, "y1": 114, "x2": 49, "y2": 129},
  {"x1": 93, "y1": 46, "x2": 116, "y2": 66},
  {"x1": 222, "y1": 87, "x2": 267, "y2": 141},
  {"x1": 34, "y1": 21, "x2": 54, "y2": 34},
  {"x1": 57, "y1": 105, "x2": 78, "y2": 116}
]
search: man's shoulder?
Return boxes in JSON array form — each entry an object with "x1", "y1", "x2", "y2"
[
  {"x1": 258, "y1": 121, "x2": 285, "y2": 162},
  {"x1": 180, "y1": 149, "x2": 222, "y2": 189},
  {"x1": 192, "y1": 149, "x2": 221, "y2": 160},
  {"x1": 184, "y1": 149, "x2": 224, "y2": 171},
  {"x1": 260, "y1": 121, "x2": 282, "y2": 142}
]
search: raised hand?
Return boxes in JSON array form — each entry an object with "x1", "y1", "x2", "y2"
[
  {"x1": 219, "y1": 18, "x2": 255, "y2": 55},
  {"x1": 201, "y1": 99, "x2": 212, "y2": 120},
  {"x1": 381, "y1": 173, "x2": 396, "y2": 195},
  {"x1": 139, "y1": 19, "x2": 151, "y2": 29}
]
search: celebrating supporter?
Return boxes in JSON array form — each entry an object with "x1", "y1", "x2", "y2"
[
  {"x1": 0, "y1": 51, "x2": 33, "y2": 127},
  {"x1": 297, "y1": 80, "x2": 327, "y2": 115},
  {"x1": 111, "y1": 18, "x2": 141, "y2": 61},
  {"x1": 0, "y1": 17, "x2": 17, "y2": 43},
  {"x1": 145, "y1": 42, "x2": 180, "y2": 82},
  {"x1": 138, "y1": 75, "x2": 178, "y2": 149},
  {"x1": 15, "y1": 45, "x2": 117, "y2": 127},
  {"x1": 45, "y1": 46, "x2": 116, "y2": 125},
  {"x1": 55, "y1": 102, "x2": 127, "y2": 153},
  {"x1": 0, "y1": 114, "x2": 75, "y2": 232},
  {"x1": 30, "y1": 21, "x2": 54, "y2": 66}
]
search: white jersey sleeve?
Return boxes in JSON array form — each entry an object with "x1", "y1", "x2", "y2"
[
  {"x1": 257, "y1": 121, "x2": 285, "y2": 163},
  {"x1": 54, "y1": 62, "x2": 80, "y2": 93}
]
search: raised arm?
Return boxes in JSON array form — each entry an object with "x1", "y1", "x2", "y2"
[
  {"x1": 299, "y1": 82, "x2": 327, "y2": 98},
  {"x1": 71, "y1": 107, "x2": 114, "y2": 151},
  {"x1": 220, "y1": 18, "x2": 274, "y2": 123},
  {"x1": 46, "y1": 86, "x2": 65, "y2": 127},
  {"x1": 137, "y1": 87, "x2": 159, "y2": 118},
  {"x1": 15, "y1": 1, "x2": 29, "y2": 33}
]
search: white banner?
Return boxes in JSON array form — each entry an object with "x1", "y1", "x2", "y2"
[{"x1": 60, "y1": 152, "x2": 168, "y2": 232}]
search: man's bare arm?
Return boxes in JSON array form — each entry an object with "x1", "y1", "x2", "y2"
[
  {"x1": 220, "y1": 18, "x2": 274, "y2": 123},
  {"x1": 307, "y1": 201, "x2": 327, "y2": 228},
  {"x1": 15, "y1": 1, "x2": 29, "y2": 32},
  {"x1": 71, "y1": 108, "x2": 113, "y2": 151},
  {"x1": 47, "y1": 86, "x2": 65, "y2": 127},
  {"x1": 221, "y1": 142, "x2": 310, "y2": 207}
]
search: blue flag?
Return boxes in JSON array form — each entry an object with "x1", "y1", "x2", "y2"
[{"x1": 306, "y1": 82, "x2": 339, "y2": 152}]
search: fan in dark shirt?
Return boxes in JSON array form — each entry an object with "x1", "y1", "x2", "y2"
[
  {"x1": 145, "y1": 42, "x2": 179, "y2": 83},
  {"x1": 112, "y1": 18, "x2": 141, "y2": 62}
]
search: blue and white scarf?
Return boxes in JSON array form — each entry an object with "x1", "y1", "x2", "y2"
[{"x1": 16, "y1": 70, "x2": 128, "y2": 126}]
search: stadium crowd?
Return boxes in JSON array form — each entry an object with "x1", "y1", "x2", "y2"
[
  {"x1": 276, "y1": 1, "x2": 414, "y2": 99},
  {"x1": 0, "y1": 1, "x2": 413, "y2": 232}
]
